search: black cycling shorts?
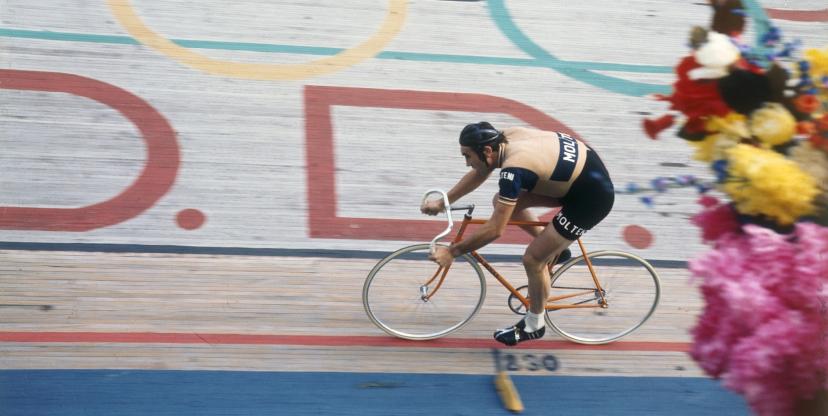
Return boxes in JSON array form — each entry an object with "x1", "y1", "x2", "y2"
[{"x1": 552, "y1": 149, "x2": 614, "y2": 240}]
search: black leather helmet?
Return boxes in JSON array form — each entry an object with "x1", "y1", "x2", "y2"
[{"x1": 459, "y1": 121, "x2": 502, "y2": 148}]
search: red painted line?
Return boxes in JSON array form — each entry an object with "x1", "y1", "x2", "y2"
[
  {"x1": 0, "y1": 70, "x2": 179, "y2": 231},
  {"x1": 304, "y1": 85, "x2": 578, "y2": 244},
  {"x1": 0, "y1": 331, "x2": 690, "y2": 352},
  {"x1": 766, "y1": 8, "x2": 828, "y2": 22}
]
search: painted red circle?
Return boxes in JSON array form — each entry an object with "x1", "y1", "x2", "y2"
[
  {"x1": 176, "y1": 209, "x2": 205, "y2": 230},
  {"x1": 623, "y1": 225, "x2": 653, "y2": 249}
]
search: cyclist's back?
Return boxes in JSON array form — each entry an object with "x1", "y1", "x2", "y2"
[
  {"x1": 497, "y1": 127, "x2": 590, "y2": 201},
  {"x1": 497, "y1": 126, "x2": 614, "y2": 241}
]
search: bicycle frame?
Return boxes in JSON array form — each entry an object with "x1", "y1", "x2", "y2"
[{"x1": 425, "y1": 212, "x2": 608, "y2": 311}]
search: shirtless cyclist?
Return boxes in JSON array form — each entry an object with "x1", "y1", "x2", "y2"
[{"x1": 422, "y1": 122, "x2": 615, "y2": 346}]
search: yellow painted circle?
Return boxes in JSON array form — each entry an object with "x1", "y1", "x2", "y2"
[{"x1": 108, "y1": 0, "x2": 407, "y2": 80}]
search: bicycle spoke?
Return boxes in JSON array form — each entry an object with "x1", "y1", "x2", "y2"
[
  {"x1": 545, "y1": 251, "x2": 660, "y2": 344},
  {"x1": 363, "y1": 244, "x2": 486, "y2": 340}
]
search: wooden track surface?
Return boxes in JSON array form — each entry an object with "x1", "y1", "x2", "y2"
[
  {"x1": 2, "y1": 0, "x2": 826, "y2": 414},
  {"x1": 2, "y1": 248, "x2": 697, "y2": 376}
]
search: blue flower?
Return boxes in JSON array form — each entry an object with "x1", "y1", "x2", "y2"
[
  {"x1": 676, "y1": 175, "x2": 696, "y2": 186},
  {"x1": 712, "y1": 160, "x2": 729, "y2": 183},
  {"x1": 651, "y1": 177, "x2": 669, "y2": 193},
  {"x1": 695, "y1": 183, "x2": 712, "y2": 194},
  {"x1": 760, "y1": 27, "x2": 781, "y2": 46}
]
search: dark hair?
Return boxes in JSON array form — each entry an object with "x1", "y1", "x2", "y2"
[{"x1": 458, "y1": 122, "x2": 505, "y2": 166}]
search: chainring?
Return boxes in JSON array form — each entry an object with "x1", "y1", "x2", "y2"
[{"x1": 507, "y1": 285, "x2": 530, "y2": 315}]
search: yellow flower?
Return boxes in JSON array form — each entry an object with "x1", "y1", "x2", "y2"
[
  {"x1": 691, "y1": 113, "x2": 748, "y2": 162},
  {"x1": 691, "y1": 132, "x2": 740, "y2": 162},
  {"x1": 749, "y1": 103, "x2": 796, "y2": 147},
  {"x1": 723, "y1": 144, "x2": 818, "y2": 224},
  {"x1": 789, "y1": 142, "x2": 828, "y2": 187},
  {"x1": 705, "y1": 112, "x2": 749, "y2": 137},
  {"x1": 791, "y1": 142, "x2": 828, "y2": 223},
  {"x1": 804, "y1": 47, "x2": 828, "y2": 80},
  {"x1": 789, "y1": 141, "x2": 828, "y2": 220},
  {"x1": 801, "y1": 48, "x2": 828, "y2": 116}
]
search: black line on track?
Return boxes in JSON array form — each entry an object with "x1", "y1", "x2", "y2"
[{"x1": 0, "y1": 241, "x2": 688, "y2": 269}]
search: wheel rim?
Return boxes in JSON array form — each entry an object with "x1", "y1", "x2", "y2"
[
  {"x1": 545, "y1": 251, "x2": 661, "y2": 344},
  {"x1": 363, "y1": 244, "x2": 486, "y2": 340}
]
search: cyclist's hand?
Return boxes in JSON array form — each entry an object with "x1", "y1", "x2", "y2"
[
  {"x1": 429, "y1": 246, "x2": 454, "y2": 268},
  {"x1": 420, "y1": 198, "x2": 445, "y2": 216}
]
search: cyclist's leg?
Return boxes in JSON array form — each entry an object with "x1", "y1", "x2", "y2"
[
  {"x1": 493, "y1": 225, "x2": 569, "y2": 346},
  {"x1": 495, "y1": 149, "x2": 614, "y2": 346},
  {"x1": 501, "y1": 208, "x2": 587, "y2": 345},
  {"x1": 529, "y1": 148, "x2": 613, "y2": 316},
  {"x1": 523, "y1": 225, "x2": 572, "y2": 314}
]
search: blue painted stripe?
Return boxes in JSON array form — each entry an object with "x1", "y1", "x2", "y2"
[
  {"x1": 0, "y1": 370, "x2": 748, "y2": 416},
  {"x1": 0, "y1": 27, "x2": 672, "y2": 75},
  {"x1": 0, "y1": 3, "x2": 775, "y2": 98},
  {"x1": 0, "y1": 28, "x2": 140, "y2": 44},
  {"x1": 376, "y1": 50, "x2": 671, "y2": 73},
  {"x1": 0, "y1": 241, "x2": 688, "y2": 269},
  {"x1": 486, "y1": 0, "x2": 671, "y2": 97},
  {"x1": 742, "y1": 0, "x2": 775, "y2": 67},
  {"x1": 175, "y1": 38, "x2": 341, "y2": 55}
]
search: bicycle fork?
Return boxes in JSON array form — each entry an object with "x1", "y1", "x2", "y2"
[{"x1": 420, "y1": 265, "x2": 451, "y2": 302}]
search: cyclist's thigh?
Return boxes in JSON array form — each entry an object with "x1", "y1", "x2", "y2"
[
  {"x1": 553, "y1": 151, "x2": 615, "y2": 240},
  {"x1": 525, "y1": 223, "x2": 571, "y2": 263}
]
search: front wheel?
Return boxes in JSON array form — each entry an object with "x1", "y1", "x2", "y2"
[
  {"x1": 363, "y1": 244, "x2": 486, "y2": 340},
  {"x1": 545, "y1": 250, "x2": 661, "y2": 344}
]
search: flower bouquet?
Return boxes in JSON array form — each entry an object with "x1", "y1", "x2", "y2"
[{"x1": 642, "y1": 1, "x2": 828, "y2": 414}]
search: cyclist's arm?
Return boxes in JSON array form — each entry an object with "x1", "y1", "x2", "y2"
[
  {"x1": 423, "y1": 169, "x2": 491, "y2": 215},
  {"x1": 448, "y1": 166, "x2": 532, "y2": 256},
  {"x1": 446, "y1": 169, "x2": 490, "y2": 204},
  {"x1": 449, "y1": 200, "x2": 514, "y2": 257}
]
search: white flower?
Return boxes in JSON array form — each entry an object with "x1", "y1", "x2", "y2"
[{"x1": 690, "y1": 32, "x2": 741, "y2": 80}]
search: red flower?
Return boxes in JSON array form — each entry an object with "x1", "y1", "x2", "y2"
[
  {"x1": 642, "y1": 114, "x2": 675, "y2": 140},
  {"x1": 809, "y1": 132, "x2": 828, "y2": 152},
  {"x1": 663, "y1": 56, "x2": 732, "y2": 120},
  {"x1": 793, "y1": 94, "x2": 820, "y2": 114},
  {"x1": 796, "y1": 121, "x2": 816, "y2": 136},
  {"x1": 816, "y1": 114, "x2": 828, "y2": 132},
  {"x1": 691, "y1": 196, "x2": 741, "y2": 242}
]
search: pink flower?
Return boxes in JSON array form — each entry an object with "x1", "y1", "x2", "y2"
[
  {"x1": 690, "y1": 223, "x2": 828, "y2": 415},
  {"x1": 724, "y1": 311, "x2": 824, "y2": 416},
  {"x1": 691, "y1": 196, "x2": 741, "y2": 242}
]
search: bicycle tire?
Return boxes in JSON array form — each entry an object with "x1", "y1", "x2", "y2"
[
  {"x1": 545, "y1": 250, "x2": 661, "y2": 344},
  {"x1": 363, "y1": 243, "x2": 486, "y2": 340}
]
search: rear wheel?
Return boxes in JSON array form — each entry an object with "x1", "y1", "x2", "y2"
[
  {"x1": 545, "y1": 250, "x2": 660, "y2": 344},
  {"x1": 363, "y1": 244, "x2": 486, "y2": 340}
]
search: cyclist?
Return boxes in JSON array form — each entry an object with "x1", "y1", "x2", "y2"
[{"x1": 422, "y1": 121, "x2": 615, "y2": 346}]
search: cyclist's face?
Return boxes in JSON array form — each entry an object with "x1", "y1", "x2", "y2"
[{"x1": 461, "y1": 145, "x2": 493, "y2": 173}]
